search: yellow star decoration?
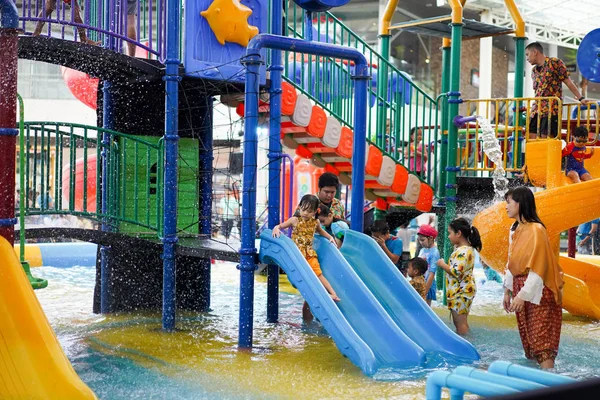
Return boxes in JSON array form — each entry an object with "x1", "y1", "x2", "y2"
[{"x1": 200, "y1": 0, "x2": 259, "y2": 47}]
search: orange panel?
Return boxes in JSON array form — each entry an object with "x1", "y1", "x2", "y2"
[
  {"x1": 324, "y1": 164, "x2": 340, "y2": 175},
  {"x1": 281, "y1": 82, "x2": 297, "y2": 116},
  {"x1": 365, "y1": 180, "x2": 389, "y2": 190},
  {"x1": 391, "y1": 164, "x2": 409, "y2": 194},
  {"x1": 335, "y1": 127, "x2": 354, "y2": 159},
  {"x1": 236, "y1": 102, "x2": 244, "y2": 118},
  {"x1": 375, "y1": 198, "x2": 388, "y2": 210},
  {"x1": 415, "y1": 184, "x2": 434, "y2": 212},
  {"x1": 334, "y1": 162, "x2": 352, "y2": 172},
  {"x1": 306, "y1": 142, "x2": 330, "y2": 153},
  {"x1": 365, "y1": 145, "x2": 383, "y2": 177},
  {"x1": 295, "y1": 144, "x2": 313, "y2": 159},
  {"x1": 306, "y1": 106, "x2": 327, "y2": 138},
  {"x1": 281, "y1": 121, "x2": 306, "y2": 134}
]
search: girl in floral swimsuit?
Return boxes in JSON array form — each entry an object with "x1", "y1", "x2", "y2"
[
  {"x1": 273, "y1": 194, "x2": 340, "y2": 322},
  {"x1": 437, "y1": 218, "x2": 482, "y2": 335}
]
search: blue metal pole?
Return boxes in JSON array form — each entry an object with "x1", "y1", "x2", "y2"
[
  {"x1": 426, "y1": 370, "x2": 518, "y2": 400},
  {"x1": 0, "y1": 0, "x2": 18, "y2": 27},
  {"x1": 488, "y1": 361, "x2": 576, "y2": 386},
  {"x1": 266, "y1": 0, "x2": 283, "y2": 323},
  {"x1": 198, "y1": 96, "x2": 213, "y2": 312},
  {"x1": 161, "y1": 0, "x2": 181, "y2": 331},
  {"x1": 100, "y1": 84, "x2": 112, "y2": 313},
  {"x1": 99, "y1": 0, "x2": 115, "y2": 315},
  {"x1": 239, "y1": 53, "x2": 261, "y2": 347},
  {"x1": 240, "y1": 34, "x2": 370, "y2": 348}
]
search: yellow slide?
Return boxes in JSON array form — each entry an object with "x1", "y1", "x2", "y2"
[
  {"x1": 0, "y1": 236, "x2": 96, "y2": 399},
  {"x1": 474, "y1": 140, "x2": 600, "y2": 319}
]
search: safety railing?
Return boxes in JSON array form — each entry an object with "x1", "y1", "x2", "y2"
[
  {"x1": 14, "y1": 0, "x2": 180, "y2": 60},
  {"x1": 458, "y1": 97, "x2": 565, "y2": 173},
  {"x1": 281, "y1": 4, "x2": 441, "y2": 187},
  {"x1": 563, "y1": 102, "x2": 599, "y2": 144},
  {"x1": 19, "y1": 122, "x2": 163, "y2": 234}
]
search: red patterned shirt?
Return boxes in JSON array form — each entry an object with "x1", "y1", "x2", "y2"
[{"x1": 531, "y1": 57, "x2": 569, "y2": 117}]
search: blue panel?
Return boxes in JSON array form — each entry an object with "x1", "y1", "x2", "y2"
[
  {"x1": 184, "y1": 0, "x2": 268, "y2": 84},
  {"x1": 38, "y1": 243, "x2": 98, "y2": 268},
  {"x1": 293, "y1": 0, "x2": 350, "y2": 12},
  {"x1": 259, "y1": 230, "x2": 425, "y2": 375},
  {"x1": 340, "y1": 230, "x2": 480, "y2": 361}
]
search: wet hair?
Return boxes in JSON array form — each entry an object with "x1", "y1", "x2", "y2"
[
  {"x1": 408, "y1": 257, "x2": 428, "y2": 276},
  {"x1": 573, "y1": 126, "x2": 589, "y2": 138},
  {"x1": 504, "y1": 187, "x2": 545, "y2": 230},
  {"x1": 298, "y1": 194, "x2": 320, "y2": 216},
  {"x1": 370, "y1": 220, "x2": 390, "y2": 235},
  {"x1": 317, "y1": 204, "x2": 343, "y2": 222},
  {"x1": 449, "y1": 217, "x2": 482, "y2": 252},
  {"x1": 318, "y1": 172, "x2": 340, "y2": 190},
  {"x1": 525, "y1": 42, "x2": 544, "y2": 53}
]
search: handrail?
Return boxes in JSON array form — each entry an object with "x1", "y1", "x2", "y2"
[{"x1": 504, "y1": 0, "x2": 525, "y2": 37}]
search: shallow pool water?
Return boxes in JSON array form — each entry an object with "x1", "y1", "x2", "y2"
[{"x1": 33, "y1": 263, "x2": 600, "y2": 399}]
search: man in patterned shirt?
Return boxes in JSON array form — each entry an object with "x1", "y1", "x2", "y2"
[
  {"x1": 315, "y1": 172, "x2": 345, "y2": 220},
  {"x1": 526, "y1": 42, "x2": 591, "y2": 138}
]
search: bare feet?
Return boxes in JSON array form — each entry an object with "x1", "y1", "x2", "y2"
[{"x1": 82, "y1": 38, "x2": 101, "y2": 46}]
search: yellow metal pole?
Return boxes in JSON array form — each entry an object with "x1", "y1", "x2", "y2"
[
  {"x1": 504, "y1": 0, "x2": 525, "y2": 37},
  {"x1": 380, "y1": 0, "x2": 400, "y2": 36}
]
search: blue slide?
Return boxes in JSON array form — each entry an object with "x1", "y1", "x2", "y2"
[
  {"x1": 340, "y1": 230, "x2": 480, "y2": 361},
  {"x1": 259, "y1": 229, "x2": 479, "y2": 375},
  {"x1": 259, "y1": 230, "x2": 425, "y2": 375}
]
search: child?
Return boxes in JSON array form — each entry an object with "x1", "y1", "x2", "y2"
[
  {"x1": 407, "y1": 257, "x2": 428, "y2": 300},
  {"x1": 562, "y1": 126, "x2": 595, "y2": 183},
  {"x1": 317, "y1": 204, "x2": 349, "y2": 248},
  {"x1": 417, "y1": 224, "x2": 440, "y2": 306},
  {"x1": 33, "y1": 0, "x2": 98, "y2": 45},
  {"x1": 370, "y1": 220, "x2": 405, "y2": 275},
  {"x1": 396, "y1": 222, "x2": 415, "y2": 271},
  {"x1": 436, "y1": 218, "x2": 481, "y2": 335},
  {"x1": 404, "y1": 127, "x2": 428, "y2": 176},
  {"x1": 273, "y1": 194, "x2": 340, "y2": 322}
]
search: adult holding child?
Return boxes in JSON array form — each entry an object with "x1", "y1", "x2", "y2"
[{"x1": 502, "y1": 187, "x2": 564, "y2": 369}]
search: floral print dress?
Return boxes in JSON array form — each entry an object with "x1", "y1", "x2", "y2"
[{"x1": 446, "y1": 245, "x2": 477, "y2": 315}]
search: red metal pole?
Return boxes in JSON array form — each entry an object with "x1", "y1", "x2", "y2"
[
  {"x1": 567, "y1": 227, "x2": 577, "y2": 258},
  {"x1": 0, "y1": 29, "x2": 18, "y2": 244}
]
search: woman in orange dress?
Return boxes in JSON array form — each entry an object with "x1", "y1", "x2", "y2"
[{"x1": 502, "y1": 187, "x2": 564, "y2": 369}]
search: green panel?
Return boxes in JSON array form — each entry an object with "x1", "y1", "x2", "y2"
[{"x1": 118, "y1": 136, "x2": 198, "y2": 235}]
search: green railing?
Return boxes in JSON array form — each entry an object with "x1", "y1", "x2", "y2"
[
  {"x1": 280, "y1": 4, "x2": 441, "y2": 188},
  {"x1": 19, "y1": 122, "x2": 164, "y2": 235}
]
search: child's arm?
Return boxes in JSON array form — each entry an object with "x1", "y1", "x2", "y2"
[
  {"x1": 562, "y1": 142, "x2": 575, "y2": 157},
  {"x1": 584, "y1": 147, "x2": 595, "y2": 159},
  {"x1": 316, "y1": 224, "x2": 336, "y2": 245},
  {"x1": 436, "y1": 259, "x2": 457, "y2": 278},
  {"x1": 272, "y1": 217, "x2": 298, "y2": 237}
]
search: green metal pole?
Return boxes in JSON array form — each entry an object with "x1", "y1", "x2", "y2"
[
  {"x1": 438, "y1": 41, "x2": 451, "y2": 203},
  {"x1": 374, "y1": 33, "x2": 390, "y2": 221},
  {"x1": 513, "y1": 37, "x2": 526, "y2": 168},
  {"x1": 442, "y1": 23, "x2": 464, "y2": 306},
  {"x1": 16, "y1": 94, "x2": 48, "y2": 290}
]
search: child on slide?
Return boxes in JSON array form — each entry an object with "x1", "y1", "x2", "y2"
[
  {"x1": 317, "y1": 204, "x2": 349, "y2": 248},
  {"x1": 562, "y1": 126, "x2": 595, "y2": 183},
  {"x1": 273, "y1": 195, "x2": 340, "y2": 322}
]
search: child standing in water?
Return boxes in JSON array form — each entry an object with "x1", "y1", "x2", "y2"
[
  {"x1": 436, "y1": 218, "x2": 481, "y2": 335},
  {"x1": 273, "y1": 195, "x2": 341, "y2": 322},
  {"x1": 417, "y1": 224, "x2": 440, "y2": 306},
  {"x1": 317, "y1": 204, "x2": 349, "y2": 248}
]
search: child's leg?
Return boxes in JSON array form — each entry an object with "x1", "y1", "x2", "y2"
[
  {"x1": 71, "y1": 1, "x2": 96, "y2": 44},
  {"x1": 318, "y1": 274, "x2": 340, "y2": 302},
  {"x1": 450, "y1": 310, "x2": 470, "y2": 335},
  {"x1": 566, "y1": 170, "x2": 581, "y2": 183},
  {"x1": 302, "y1": 301, "x2": 313, "y2": 323},
  {"x1": 33, "y1": 0, "x2": 57, "y2": 36},
  {"x1": 581, "y1": 172, "x2": 593, "y2": 181}
]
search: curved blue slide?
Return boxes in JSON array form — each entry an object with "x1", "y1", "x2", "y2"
[
  {"x1": 259, "y1": 230, "x2": 425, "y2": 375},
  {"x1": 340, "y1": 230, "x2": 480, "y2": 361}
]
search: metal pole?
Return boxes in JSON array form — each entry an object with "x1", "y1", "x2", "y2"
[
  {"x1": 0, "y1": 1, "x2": 19, "y2": 245},
  {"x1": 443, "y1": 20, "x2": 464, "y2": 306},
  {"x1": 266, "y1": 0, "x2": 283, "y2": 323},
  {"x1": 438, "y1": 39, "x2": 451, "y2": 204},
  {"x1": 240, "y1": 34, "x2": 370, "y2": 348},
  {"x1": 198, "y1": 96, "x2": 213, "y2": 312},
  {"x1": 162, "y1": 0, "x2": 181, "y2": 331},
  {"x1": 513, "y1": 37, "x2": 526, "y2": 167}
]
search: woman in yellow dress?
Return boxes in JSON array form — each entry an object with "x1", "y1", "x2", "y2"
[{"x1": 437, "y1": 218, "x2": 482, "y2": 335}]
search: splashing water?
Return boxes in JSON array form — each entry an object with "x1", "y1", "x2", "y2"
[{"x1": 475, "y1": 115, "x2": 509, "y2": 201}]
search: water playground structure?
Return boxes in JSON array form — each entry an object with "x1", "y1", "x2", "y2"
[{"x1": 1, "y1": 0, "x2": 600, "y2": 397}]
